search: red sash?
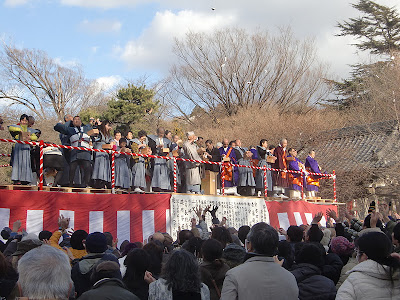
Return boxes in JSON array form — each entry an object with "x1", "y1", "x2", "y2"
[{"x1": 223, "y1": 148, "x2": 233, "y2": 182}]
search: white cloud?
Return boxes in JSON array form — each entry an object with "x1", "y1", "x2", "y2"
[
  {"x1": 79, "y1": 19, "x2": 122, "y2": 34},
  {"x1": 91, "y1": 46, "x2": 99, "y2": 54},
  {"x1": 4, "y1": 0, "x2": 29, "y2": 7},
  {"x1": 96, "y1": 75, "x2": 123, "y2": 90},
  {"x1": 117, "y1": 10, "x2": 235, "y2": 70},
  {"x1": 54, "y1": 57, "x2": 80, "y2": 68},
  {"x1": 61, "y1": 0, "x2": 145, "y2": 8}
]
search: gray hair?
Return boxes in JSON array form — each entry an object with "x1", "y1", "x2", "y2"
[
  {"x1": 186, "y1": 131, "x2": 195, "y2": 138},
  {"x1": 280, "y1": 138, "x2": 287, "y2": 145},
  {"x1": 18, "y1": 245, "x2": 72, "y2": 300}
]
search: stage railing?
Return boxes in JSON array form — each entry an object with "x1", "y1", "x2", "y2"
[{"x1": 0, "y1": 138, "x2": 336, "y2": 200}]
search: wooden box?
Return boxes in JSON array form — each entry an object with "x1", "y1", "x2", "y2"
[
  {"x1": 162, "y1": 148, "x2": 170, "y2": 153},
  {"x1": 20, "y1": 131, "x2": 30, "y2": 141},
  {"x1": 202, "y1": 170, "x2": 217, "y2": 195},
  {"x1": 267, "y1": 156, "x2": 277, "y2": 163},
  {"x1": 222, "y1": 156, "x2": 231, "y2": 162},
  {"x1": 87, "y1": 129, "x2": 99, "y2": 136},
  {"x1": 286, "y1": 156, "x2": 295, "y2": 162},
  {"x1": 102, "y1": 144, "x2": 113, "y2": 150}
]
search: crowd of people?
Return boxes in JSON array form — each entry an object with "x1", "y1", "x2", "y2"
[
  {"x1": 0, "y1": 202, "x2": 400, "y2": 299},
  {"x1": 5, "y1": 114, "x2": 326, "y2": 197}
]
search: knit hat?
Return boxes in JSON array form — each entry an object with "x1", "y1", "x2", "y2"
[
  {"x1": 356, "y1": 231, "x2": 392, "y2": 262},
  {"x1": 85, "y1": 232, "x2": 107, "y2": 253},
  {"x1": 70, "y1": 230, "x2": 88, "y2": 250},
  {"x1": 330, "y1": 236, "x2": 355, "y2": 256},
  {"x1": 12, "y1": 239, "x2": 43, "y2": 256},
  {"x1": 1, "y1": 227, "x2": 12, "y2": 240}
]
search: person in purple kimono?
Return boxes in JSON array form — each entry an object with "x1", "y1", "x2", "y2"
[
  {"x1": 287, "y1": 148, "x2": 305, "y2": 199},
  {"x1": 219, "y1": 139, "x2": 239, "y2": 195},
  {"x1": 305, "y1": 150, "x2": 324, "y2": 197}
]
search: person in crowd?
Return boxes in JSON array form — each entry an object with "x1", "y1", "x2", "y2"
[
  {"x1": 0, "y1": 251, "x2": 18, "y2": 299},
  {"x1": 200, "y1": 239, "x2": 230, "y2": 300},
  {"x1": 123, "y1": 248, "x2": 151, "y2": 300},
  {"x1": 148, "y1": 249, "x2": 210, "y2": 300},
  {"x1": 287, "y1": 148, "x2": 305, "y2": 199},
  {"x1": 211, "y1": 226, "x2": 233, "y2": 249},
  {"x1": 36, "y1": 141, "x2": 65, "y2": 187},
  {"x1": 164, "y1": 130, "x2": 173, "y2": 142},
  {"x1": 126, "y1": 131, "x2": 134, "y2": 147},
  {"x1": 114, "y1": 130, "x2": 122, "y2": 147},
  {"x1": 143, "y1": 241, "x2": 164, "y2": 279},
  {"x1": 148, "y1": 128, "x2": 171, "y2": 191},
  {"x1": 79, "y1": 260, "x2": 140, "y2": 300},
  {"x1": 234, "y1": 139, "x2": 256, "y2": 196},
  {"x1": 219, "y1": 139, "x2": 239, "y2": 195},
  {"x1": 291, "y1": 242, "x2": 337, "y2": 300},
  {"x1": 255, "y1": 139, "x2": 275, "y2": 197},
  {"x1": 49, "y1": 215, "x2": 88, "y2": 260},
  {"x1": 272, "y1": 138, "x2": 289, "y2": 198},
  {"x1": 54, "y1": 116, "x2": 93, "y2": 187},
  {"x1": 393, "y1": 222, "x2": 400, "y2": 253},
  {"x1": 204, "y1": 140, "x2": 221, "y2": 173},
  {"x1": 16, "y1": 245, "x2": 73, "y2": 300},
  {"x1": 115, "y1": 138, "x2": 132, "y2": 190},
  {"x1": 8, "y1": 114, "x2": 38, "y2": 185},
  {"x1": 305, "y1": 150, "x2": 324, "y2": 197},
  {"x1": 336, "y1": 231, "x2": 400, "y2": 299},
  {"x1": 220, "y1": 222, "x2": 299, "y2": 299},
  {"x1": 183, "y1": 131, "x2": 202, "y2": 194},
  {"x1": 57, "y1": 114, "x2": 74, "y2": 186},
  {"x1": 92, "y1": 120, "x2": 113, "y2": 189},
  {"x1": 103, "y1": 232, "x2": 121, "y2": 258},
  {"x1": 71, "y1": 231, "x2": 119, "y2": 297},
  {"x1": 237, "y1": 225, "x2": 250, "y2": 246},
  {"x1": 131, "y1": 130, "x2": 149, "y2": 193}
]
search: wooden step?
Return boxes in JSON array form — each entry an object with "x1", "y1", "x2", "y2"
[{"x1": 0, "y1": 185, "x2": 38, "y2": 191}]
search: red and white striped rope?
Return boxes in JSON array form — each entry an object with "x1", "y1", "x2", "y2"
[
  {"x1": 39, "y1": 140, "x2": 44, "y2": 190},
  {"x1": 111, "y1": 151, "x2": 115, "y2": 192},
  {"x1": 173, "y1": 157, "x2": 177, "y2": 193},
  {"x1": 0, "y1": 154, "x2": 11, "y2": 157},
  {"x1": 0, "y1": 164, "x2": 10, "y2": 167}
]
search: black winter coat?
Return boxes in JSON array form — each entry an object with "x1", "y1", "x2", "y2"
[
  {"x1": 78, "y1": 278, "x2": 140, "y2": 300},
  {"x1": 291, "y1": 263, "x2": 336, "y2": 300}
]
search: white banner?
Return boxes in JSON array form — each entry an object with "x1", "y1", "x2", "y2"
[{"x1": 170, "y1": 194, "x2": 270, "y2": 235}]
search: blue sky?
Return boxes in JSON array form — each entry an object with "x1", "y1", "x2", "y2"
[{"x1": 1, "y1": 0, "x2": 398, "y2": 90}]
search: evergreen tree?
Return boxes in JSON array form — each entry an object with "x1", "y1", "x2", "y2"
[
  {"x1": 337, "y1": 0, "x2": 400, "y2": 54},
  {"x1": 102, "y1": 84, "x2": 159, "y2": 133},
  {"x1": 329, "y1": 0, "x2": 400, "y2": 108}
]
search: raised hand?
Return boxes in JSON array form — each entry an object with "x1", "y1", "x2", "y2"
[
  {"x1": 312, "y1": 212, "x2": 323, "y2": 224},
  {"x1": 58, "y1": 215, "x2": 70, "y2": 232},
  {"x1": 192, "y1": 206, "x2": 202, "y2": 219},
  {"x1": 326, "y1": 208, "x2": 338, "y2": 222},
  {"x1": 210, "y1": 206, "x2": 219, "y2": 218}
]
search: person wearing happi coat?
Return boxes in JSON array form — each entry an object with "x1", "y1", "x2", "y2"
[
  {"x1": 148, "y1": 127, "x2": 171, "y2": 191},
  {"x1": 54, "y1": 116, "x2": 93, "y2": 188},
  {"x1": 305, "y1": 150, "x2": 324, "y2": 197},
  {"x1": 272, "y1": 138, "x2": 289, "y2": 198},
  {"x1": 219, "y1": 139, "x2": 239, "y2": 195},
  {"x1": 182, "y1": 131, "x2": 202, "y2": 194},
  {"x1": 234, "y1": 139, "x2": 255, "y2": 196},
  {"x1": 114, "y1": 138, "x2": 132, "y2": 189},
  {"x1": 287, "y1": 148, "x2": 305, "y2": 199},
  {"x1": 8, "y1": 114, "x2": 38, "y2": 185},
  {"x1": 131, "y1": 130, "x2": 149, "y2": 192},
  {"x1": 91, "y1": 120, "x2": 113, "y2": 189},
  {"x1": 255, "y1": 139, "x2": 275, "y2": 197}
]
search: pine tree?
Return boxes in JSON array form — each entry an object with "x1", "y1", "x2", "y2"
[{"x1": 337, "y1": 0, "x2": 400, "y2": 54}]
